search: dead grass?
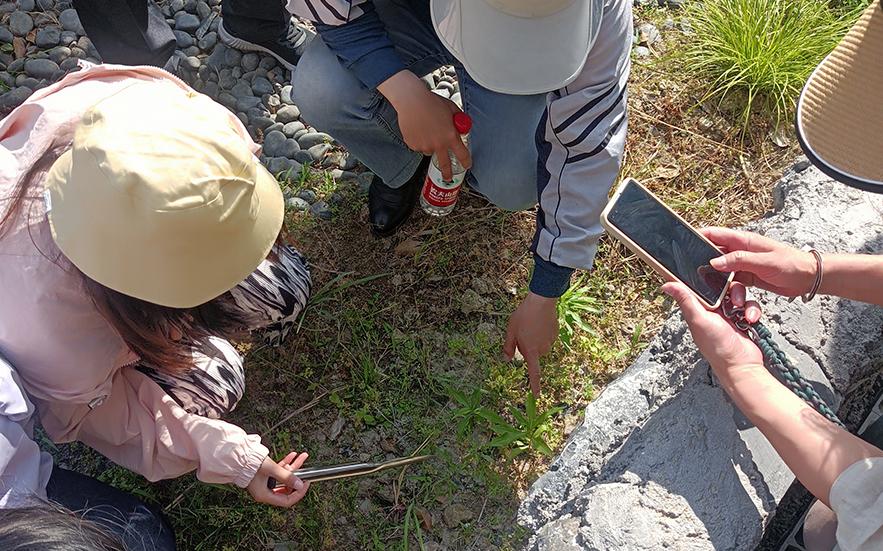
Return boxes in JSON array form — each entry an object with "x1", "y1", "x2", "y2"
[{"x1": 50, "y1": 10, "x2": 801, "y2": 550}]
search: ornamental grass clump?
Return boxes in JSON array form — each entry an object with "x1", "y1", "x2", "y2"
[{"x1": 685, "y1": 0, "x2": 866, "y2": 129}]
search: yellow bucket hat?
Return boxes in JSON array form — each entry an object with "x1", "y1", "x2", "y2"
[
  {"x1": 796, "y1": 0, "x2": 883, "y2": 193},
  {"x1": 44, "y1": 81, "x2": 284, "y2": 308}
]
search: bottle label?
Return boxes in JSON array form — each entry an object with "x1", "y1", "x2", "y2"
[{"x1": 422, "y1": 163, "x2": 465, "y2": 208}]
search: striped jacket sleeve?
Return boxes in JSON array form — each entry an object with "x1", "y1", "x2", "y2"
[
  {"x1": 286, "y1": 0, "x2": 405, "y2": 89},
  {"x1": 530, "y1": 0, "x2": 633, "y2": 297},
  {"x1": 286, "y1": 0, "x2": 368, "y2": 25}
]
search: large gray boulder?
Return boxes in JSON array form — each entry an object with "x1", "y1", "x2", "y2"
[{"x1": 519, "y1": 161, "x2": 883, "y2": 550}]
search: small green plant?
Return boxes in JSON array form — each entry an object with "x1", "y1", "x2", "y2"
[
  {"x1": 556, "y1": 276, "x2": 601, "y2": 349},
  {"x1": 478, "y1": 394, "x2": 562, "y2": 457},
  {"x1": 448, "y1": 387, "x2": 486, "y2": 438},
  {"x1": 685, "y1": 0, "x2": 864, "y2": 128},
  {"x1": 401, "y1": 503, "x2": 427, "y2": 551}
]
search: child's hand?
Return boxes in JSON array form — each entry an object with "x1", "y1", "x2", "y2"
[{"x1": 246, "y1": 452, "x2": 310, "y2": 507}]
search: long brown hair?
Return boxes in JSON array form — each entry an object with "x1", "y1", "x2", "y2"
[{"x1": 2, "y1": 143, "x2": 251, "y2": 373}]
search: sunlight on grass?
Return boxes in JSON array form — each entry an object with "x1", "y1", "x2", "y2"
[{"x1": 685, "y1": 0, "x2": 866, "y2": 128}]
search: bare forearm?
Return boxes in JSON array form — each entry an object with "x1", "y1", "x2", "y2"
[
  {"x1": 820, "y1": 253, "x2": 883, "y2": 306},
  {"x1": 717, "y1": 364, "x2": 883, "y2": 506}
]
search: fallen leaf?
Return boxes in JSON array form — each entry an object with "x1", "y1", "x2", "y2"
[
  {"x1": 416, "y1": 507, "x2": 433, "y2": 531},
  {"x1": 655, "y1": 165, "x2": 681, "y2": 179},
  {"x1": 771, "y1": 128, "x2": 790, "y2": 148},
  {"x1": 13, "y1": 37, "x2": 26, "y2": 59},
  {"x1": 379, "y1": 438, "x2": 398, "y2": 454},
  {"x1": 394, "y1": 239, "x2": 422, "y2": 256}
]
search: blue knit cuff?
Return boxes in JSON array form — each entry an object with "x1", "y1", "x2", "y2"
[{"x1": 529, "y1": 255, "x2": 574, "y2": 298}]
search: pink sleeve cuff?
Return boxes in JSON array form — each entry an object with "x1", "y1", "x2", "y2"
[{"x1": 233, "y1": 435, "x2": 269, "y2": 488}]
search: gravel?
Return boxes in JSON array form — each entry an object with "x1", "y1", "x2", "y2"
[
  {"x1": 262, "y1": 130, "x2": 288, "y2": 157},
  {"x1": 34, "y1": 25, "x2": 61, "y2": 48},
  {"x1": 637, "y1": 22, "x2": 661, "y2": 46},
  {"x1": 297, "y1": 189, "x2": 317, "y2": 203},
  {"x1": 0, "y1": 86, "x2": 33, "y2": 110},
  {"x1": 282, "y1": 121, "x2": 305, "y2": 138},
  {"x1": 196, "y1": 0, "x2": 211, "y2": 19},
  {"x1": 59, "y1": 29, "x2": 77, "y2": 45},
  {"x1": 309, "y1": 200, "x2": 332, "y2": 220},
  {"x1": 230, "y1": 80, "x2": 252, "y2": 98},
  {"x1": 241, "y1": 52, "x2": 259, "y2": 72},
  {"x1": 297, "y1": 131, "x2": 331, "y2": 149},
  {"x1": 224, "y1": 47, "x2": 242, "y2": 67},
  {"x1": 1, "y1": 2, "x2": 466, "y2": 193},
  {"x1": 58, "y1": 8, "x2": 85, "y2": 34},
  {"x1": 24, "y1": 58, "x2": 60, "y2": 79},
  {"x1": 174, "y1": 12, "x2": 200, "y2": 32},
  {"x1": 307, "y1": 143, "x2": 332, "y2": 162},
  {"x1": 174, "y1": 30, "x2": 194, "y2": 49},
  {"x1": 217, "y1": 92, "x2": 237, "y2": 109},
  {"x1": 9, "y1": 11, "x2": 34, "y2": 36},
  {"x1": 47, "y1": 45, "x2": 71, "y2": 64},
  {"x1": 198, "y1": 31, "x2": 217, "y2": 51},
  {"x1": 251, "y1": 76, "x2": 273, "y2": 96},
  {"x1": 274, "y1": 104, "x2": 300, "y2": 124},
  {"x1": 280, "y1": 84, "x2": 294, "y2": 105},
  {"x1": 286, "y1": 196, "x2": 310, "y2": 212}
]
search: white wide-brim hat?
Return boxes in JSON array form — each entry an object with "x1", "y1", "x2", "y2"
[{"x1": 430, "y1": 0, "x2": 603, "y2": 95}]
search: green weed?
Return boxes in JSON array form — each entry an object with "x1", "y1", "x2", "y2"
[
  {"x1": 479, "y1": 394, "x2": 562, "y2": 457},
  {"x1": 448, "y1": 387, "x2": 486, "y2": 438},
  {"x1": 685, "y1": 0, "x2": 864, "y2": 128},
  {"x1": 557, "y1": 276, "x2": 602, "y2": 349}
]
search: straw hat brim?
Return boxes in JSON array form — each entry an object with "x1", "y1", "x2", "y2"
[{"x1": 796, "y1": 0, "x2": 883, "y2": 194}]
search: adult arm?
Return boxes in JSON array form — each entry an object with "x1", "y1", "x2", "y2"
[
  {"x1": 505, "y1": 0, "x2": 632, "y2": 394},
  {"x1": 716, "y1": 363, "x2": 882, "y2": 507},
  {"x1": 662, "y1": 282, "x2": 883, "y2": 507},
  {"x1": 287, "y1": 0, "x2": 469, "y2": 179},
  {"x1": 704, "y1": 227, "x2": 883, "y2": 306},
  {"x1": 819, "y1": 253, "x2": 883, "y2": 306}
]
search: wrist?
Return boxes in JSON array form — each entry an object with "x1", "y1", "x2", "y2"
[
  {"x1": 712, "y1": 362, "x2": 772, "y2": 395},
  {"x1": 525, "y1": 291, "x2": 558, "y2": 307},
  {"x1": 377, "y1": 70, "x2": 426, "y2": 112}
]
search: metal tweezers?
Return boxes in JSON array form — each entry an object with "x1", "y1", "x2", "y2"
[{"x1": 269, "y1": 455, "x2": 430, "y2": 492}]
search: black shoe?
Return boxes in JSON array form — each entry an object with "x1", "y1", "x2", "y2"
[
  {"x1": 218, "y1": 18, "x2": 314, "y2": 72},
  {"x1": 368, "y1": 157, "x2": 431, "y2": 238}
]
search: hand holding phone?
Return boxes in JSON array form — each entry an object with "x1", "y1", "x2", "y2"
[{"x1": 600, "y1": 179, "x2": 734, "y2": 309}]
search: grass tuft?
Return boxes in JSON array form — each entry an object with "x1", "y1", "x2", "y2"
[{"x1": 685, "y1": 0, "x2": 866, "y2": 128}]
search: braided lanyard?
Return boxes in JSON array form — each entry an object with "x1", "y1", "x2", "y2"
[{"x1": 721, "y1": 299, "x2": 844, "y2": 427}]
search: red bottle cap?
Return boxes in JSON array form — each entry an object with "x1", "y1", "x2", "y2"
[{"x1": 453, "y1": 112, "x2": 472, "y2": 135}]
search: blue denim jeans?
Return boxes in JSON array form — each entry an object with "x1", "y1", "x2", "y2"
[{"x1": 292, "y1": 1, "x2": 547, "y2": 211}]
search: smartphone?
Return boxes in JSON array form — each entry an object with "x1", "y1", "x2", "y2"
[{"x1": 600, "y1": 178, "x2": 734, "y2": 309}]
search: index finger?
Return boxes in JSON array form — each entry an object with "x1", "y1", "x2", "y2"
[
  {"x1": 700, "y1": 227, "x2": 775, "y2": 254},
  {"x1": 523, "y1": 349, "x2": 542, "y2": 396},
  {"x1": 435, "y1": 147, "x2": 454, "y2": 182},
  {"x1": 450, "y1": 135, "x2": 472, "y2": 171}
]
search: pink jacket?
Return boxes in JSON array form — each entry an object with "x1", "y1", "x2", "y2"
[{"x1": 0, "y1": 63, "x2": 269, "y2": 503}]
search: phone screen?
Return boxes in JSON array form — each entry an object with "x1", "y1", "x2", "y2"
[{"x1": 606, "y1": 180, "x2": 731, "y2": 305}]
